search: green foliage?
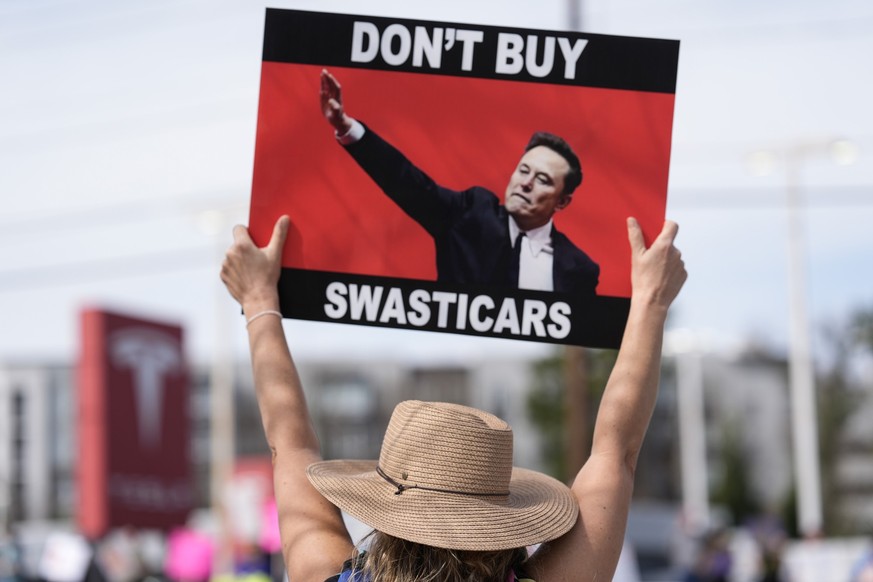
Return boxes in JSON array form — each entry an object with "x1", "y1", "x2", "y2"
[
  {"x1": 815, "y1": 304, "x2": 873, "y2": 535},
  {"x1": 817, "y1": 356, "x2": 862, "y2": 535},
  {"x1": 851, "y1": 307, "x2": 873, "y2": 351},
  {"x1": 711, "y1": 420, "x2": 761, "y2": 526},
  {"x1": 525, "y1": 348, "x2": 618, "y2": 482},
  {"x1": 588, "y1": 349, "x2": 619, "y2": 399},
  {"x1": 526, "y1": 352, "x2": 567, "y2": 480},
  {"x1": 780, "y1": 486, "x2": 798, "y2": 539},
  {"x1": 718, "y1": 305, "x2": 873, "y2": 537}
]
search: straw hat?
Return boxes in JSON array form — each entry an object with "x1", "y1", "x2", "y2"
[{"x1": 306, "y1": 400, "x2": 579, "y2": 551}]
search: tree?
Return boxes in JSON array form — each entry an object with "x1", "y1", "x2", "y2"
[
  {"x1": 711, "y1": 419, "x2": 761, "y2": 526},
  {"x1": 815, "y1": 305, "x2": 873, "y2": 535},
  {"x1": 526, "y1": 348, "x2": 618, "y2": 482}
]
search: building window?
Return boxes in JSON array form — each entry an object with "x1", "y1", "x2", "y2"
[
  {"x1": 406, "y1": 368, "x2": 469, "y2": 404},
  {"x1": 11, "y1": 391, "x2": 26, "y2": 522}
]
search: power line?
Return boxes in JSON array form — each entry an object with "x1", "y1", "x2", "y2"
[
  {"x1": 667, "y1": 185, "x2": 873, "y2": 210},
  {"x1": 0, "y1": 247, "x2": 216, "y2": 292},
  {"x1": 0, "y1": 193, "x2": 246, "y2": 239},
  {"x1": 1, "y1": 184, "x2": 868, "y2": 238}
]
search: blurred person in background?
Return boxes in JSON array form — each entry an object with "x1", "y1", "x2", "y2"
[
  {"x1": 683, "y1": 529, "x2": 732, "y2": 582},
  {"x1": 851, "y1": 543, "x2": 873, "y2": 582}
]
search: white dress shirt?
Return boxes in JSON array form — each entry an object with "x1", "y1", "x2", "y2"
[{"x1": 509, "y1": 217, "x2": 555, "y2": 291}]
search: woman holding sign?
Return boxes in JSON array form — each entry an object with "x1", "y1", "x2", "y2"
[{"x1": 220, "y1": 213, "x2": 685, "y2": 580}]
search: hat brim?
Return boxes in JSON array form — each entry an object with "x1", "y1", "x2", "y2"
[{"x1": 307, "y1": 459, "x2": 579, "y2": 551}]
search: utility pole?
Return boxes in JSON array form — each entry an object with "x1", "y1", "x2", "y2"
[
  {"x1": 564, "y1": 346, "x2": 589, "y2": 479},
  {"x1": 562, "y1": 0, "x2": 588, "y2": 486},
  {"x1": 206, "y1": 211, "x2": 237, "y2": 574},
  {"x1": 567, "y1": 0, "x2": 583, "y2": 31}
]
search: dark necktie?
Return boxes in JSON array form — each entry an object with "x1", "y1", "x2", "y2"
[{"x1": 507, "y1": 231, "x2": 526, "y2": 287}]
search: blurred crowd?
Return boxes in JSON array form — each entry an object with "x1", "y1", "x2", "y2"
[
  {"x1": 678, "y1": 518, "x2": 873, "y2": 582},
  {"x1": 2, "y1": 515, "x2": 873, "y2": 582},
  {"x1": 0, "y1": 505, "x2": 284, "y2": 582}
]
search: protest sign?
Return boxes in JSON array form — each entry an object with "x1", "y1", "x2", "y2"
[{"x1": 250, "y1": 9, "x2": 679, "y2": 347}]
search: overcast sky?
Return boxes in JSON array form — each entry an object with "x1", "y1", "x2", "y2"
[{"x1": 1, "y1": 0, "x2": 871, "y2": 366}]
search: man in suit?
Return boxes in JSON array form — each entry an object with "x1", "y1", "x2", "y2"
[{"x1": 319, "y1": 69, "x2": 600, "y2": 297}]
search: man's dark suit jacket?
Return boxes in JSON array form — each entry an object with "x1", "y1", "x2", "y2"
[{"x1": 343, "y1": 125, "x2": 600, "y2": 298}]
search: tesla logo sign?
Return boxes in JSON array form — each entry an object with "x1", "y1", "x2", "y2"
[
  {"x1": 78, "y1": 308, "x2": 192, "y2": 537},
  {"x1": 111, "y1": 328, "x2": 182, "y2": 449}
]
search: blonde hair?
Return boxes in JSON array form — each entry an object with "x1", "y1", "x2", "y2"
[{"x1": 351, "y1": 531, "x2": 527, "y2": 582}]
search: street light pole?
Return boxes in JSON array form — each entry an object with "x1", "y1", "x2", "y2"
[
  {"x1": 199, "y1": 208, "x2": 239, "y2": 574},
  {"x1": 785, "y1": 149, "x2": 823, "y2": 537},
  {"x1": 749, "y1": 137, "x2": 857, "y2": 537},
  {"x1": 567, "y1": 0, "x2": 582, "y2": 31}
]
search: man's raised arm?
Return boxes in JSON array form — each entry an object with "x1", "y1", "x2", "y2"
[{"x1": 317, "y1": 69, "x2": 460, "y2": 237}]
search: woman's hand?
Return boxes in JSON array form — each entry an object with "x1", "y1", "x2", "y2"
[
  {"x1": 220, "y1": 215, "x2": 289, "y2": 313},
  {"x1": 627, "y1": 217, "x2": 687, "y2": 312}
]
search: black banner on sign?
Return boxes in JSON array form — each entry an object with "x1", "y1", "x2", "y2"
[
  {"x1": 263, "y1": 9, "x2": 679, "y2": 92},
  {"x1": 279, "y1": 269, "x2": 629, "y2": 348}
]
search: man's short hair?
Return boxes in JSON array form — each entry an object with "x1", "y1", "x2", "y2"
[{"x1": 525, "y1": 132, "x2": 583, "y2": 196}]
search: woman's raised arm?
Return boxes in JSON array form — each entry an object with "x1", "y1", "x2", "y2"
[
  {"x1": 528, "y1": 218, "x2": 687, "y2": 582},
  {"x1": 220, "y1": 216, "x2": 353, "y2": 581}
]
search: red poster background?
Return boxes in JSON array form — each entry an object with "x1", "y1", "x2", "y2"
[{"x1": 250, "y1": 63, "x2": 674, "y2": 298}]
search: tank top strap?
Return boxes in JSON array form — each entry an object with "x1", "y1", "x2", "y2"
[
  {"x1": 327, "y1": 553, "x2": 369, "y2": 582},
  {"x1": 329, "y1": 556, "x2": 535, "y2": 582}
]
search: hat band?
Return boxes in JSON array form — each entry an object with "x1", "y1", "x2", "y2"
[{"x1": 376, "y1": 466, "x2": 510, "y2": 497}]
